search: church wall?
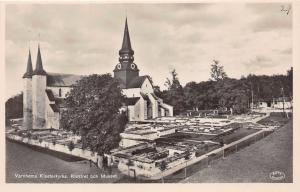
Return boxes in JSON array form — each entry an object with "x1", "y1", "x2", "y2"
[
  {"x1": 32, "y1": 75, "x2": 47, "y2": 129},
  {"x1": 23, "y1": 78, "x2": 32, "y2": 129},
  {"x1": 160, "y1": 103, "x2": 174, "y2": 117},
  {"x1": 148, "y1": 94, "x2": 159, "y2": 118},
  {"x1": 128, "y1": 100, "x2": 141, "y2": 121},
  {"x1": 45, "y1": 96, "x2": 60, "y2": 129},
  {"x1": 47, "y1": 86, "x2": 72, "y2": 98},
  {"x1": 140, "y1": 78, "x2": 154, "y2": 94},
  {"x1": 122, "y1": 88, "x2": 141, "y2": 98},
  {"x1": 139, "y1": 98, "x2": 146, "y2": 121}
]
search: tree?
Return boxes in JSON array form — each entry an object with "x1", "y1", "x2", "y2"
[
  {"x1": 61, "y1": 74, "x2": 127, "y2": 156},
  {"x1": 162, "y1": 69, "x2": 186, "y2": 115},
  {"x1": 210, "y1": 60, "x2": 227, "y2": 81},
  {"x1": 5, "y1": 93, "x2": 23, "y2": 125},
  {"x1": 68, "y1": 141, "x2": 75, "y2": 151}
]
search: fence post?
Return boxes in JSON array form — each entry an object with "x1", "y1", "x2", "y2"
[
  {"x1": 222, "y1": 149, "x2": 225, "y2": 159},
  {"x1": 235, "y1": 144, "x2": 238, "y2": 152}
]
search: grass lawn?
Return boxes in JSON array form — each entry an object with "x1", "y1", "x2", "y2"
[{"x1": 181, "y1": 119, "x2": 293, "y2": 183}]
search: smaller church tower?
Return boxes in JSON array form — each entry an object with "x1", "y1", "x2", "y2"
[
  {"x1": 32, "y1": 44, "x2": 47, "y2": 129},
  {"x1": 23, "y1": 49, "x2": 33, "y2": 129},
  {"x1": 114, "y1": 18, "x2": 139, "y2": 88}
]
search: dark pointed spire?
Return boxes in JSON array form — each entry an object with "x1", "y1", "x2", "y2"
[
  {"x1": 119, "y1": 18, "x2": 134, "y2": 64},
  {"x1": 23, "y1": 49, "x2": 33, "y2": 78},
  {"x1": 33, "y1": 44, "x2": 47, "y2": 76},
  {"x1": 120, "y1": 18, "x2": 133, "y2": 52}
]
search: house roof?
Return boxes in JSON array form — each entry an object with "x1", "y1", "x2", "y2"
[
  {"x1": 47, "y1": 72, "x2": 83, "y2": 87},
  {"x1": 127, "y1": 75, "x2": 152, "y2": 89},
  {"x1": 125, "y1": 97, "x2": 140, "y2": 106}
]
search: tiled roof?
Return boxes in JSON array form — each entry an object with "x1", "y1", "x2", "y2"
[
  {"x1": 47, "y1": 72, "x2": 83, "y2": 87},
  {"x1": 125, "y1": 97, "x2": 140, "y2": 106},
  {"x1": 127, "y1": 75, "x2": 151, "y2": 89}
]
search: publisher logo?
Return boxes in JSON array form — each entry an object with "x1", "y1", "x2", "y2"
[{"x1": 269, "y1": 171, "x2": 285, "y2": 181}]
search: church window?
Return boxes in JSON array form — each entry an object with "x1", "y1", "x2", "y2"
[{"x1": 59, "y1": 88, "x2": 62, "y2": 97}]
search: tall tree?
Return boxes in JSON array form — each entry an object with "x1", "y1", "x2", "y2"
[
  {"x1": 60, "y1": 74, "x2": 127, "y2": 156},
  {"x1": 210, "y1": 60, "x2": 227, "y2": 81},
  {"x1": 5, "y1": 92, "x2": 23, "y2": 124},
  {"x1": 162, "y1": 69, "x2": 186, "y2": 115}
]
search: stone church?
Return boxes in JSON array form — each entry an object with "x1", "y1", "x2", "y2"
[{"x1": 22, "y1": 18, "x2": 173, "y2": 130}]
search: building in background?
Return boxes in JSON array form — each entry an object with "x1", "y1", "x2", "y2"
[{"x1": 22, "y1": 18, "x2": 173, "y2": 129}]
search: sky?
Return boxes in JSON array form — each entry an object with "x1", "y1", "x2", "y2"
[{"x1": 5, "y1": 3, "x2": 292, "y2": 99}]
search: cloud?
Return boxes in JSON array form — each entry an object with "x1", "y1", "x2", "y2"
[{"x1": 5, "y1": 3, "x2": 292, "y2": 99}]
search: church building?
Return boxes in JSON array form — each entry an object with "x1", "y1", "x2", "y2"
[{"x1": 22, "y1": 18, "x2": 173, "y2": 130}]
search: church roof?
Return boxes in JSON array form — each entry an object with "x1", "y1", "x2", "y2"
[
  {"x1": 127, "y1": 75, "x2": 152, "y2": 89},
  {"x1": 45, "y1": 89, "x2": 55, "y2": 101},
  {"x1": 119, "y1": 18, "x2": 134, "y2": 55},
  {"x1": 46, "y1": 72, "x2": 83, "y2": 87},
  {"x1": 32, "y1": 44, "x2": 47, "y2": 76},
  {"x1": 23, "y1": 49, "x2": 33, "y2": 78},
  {"x1": 125, "y1": 97, "x2": 140, "y2": 106},
  {"x1": 49, "y1": 104, "x2": 60, "y2": 113}
]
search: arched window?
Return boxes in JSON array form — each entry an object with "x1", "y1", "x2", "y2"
[{"x1": 59, "y1": 88, "x2": 62, "y2": 97}]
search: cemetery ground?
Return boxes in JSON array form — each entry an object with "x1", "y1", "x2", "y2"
[
  {"x1": 181, "y1": 117, "x2": 292, "y2": 183},
  {"x1": 6, "y1": 112, "x2": 292, "y2": 183}
]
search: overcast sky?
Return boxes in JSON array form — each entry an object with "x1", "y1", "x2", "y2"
[{"x1": 5, "y1": 3, "x2": 292, "y2": 99}]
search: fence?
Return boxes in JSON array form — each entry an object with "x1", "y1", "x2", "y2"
[{"x1": 146, "y1": 129, "x2": 274, "y2": 182}]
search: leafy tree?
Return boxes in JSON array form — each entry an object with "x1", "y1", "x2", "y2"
[
  {"x1": 5, "y1": 93, "x2": 23, "y2": 125},
  {"x1": 60, "y1": 74, "x2": 127, "y2": 156},
  {"x1": 210, "y1": 60, "x2": 227, "y2": 81},
  {"x1": 162, "y1": 69, "x2": 186, "y2": 115}
]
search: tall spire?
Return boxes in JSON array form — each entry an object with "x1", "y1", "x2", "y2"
[
  {"x1": 120, "y1": 18, "x2": 133, "y2": 52},
  {"x1": 119, "y1": 18, "x2": 134, "y2": 64},
  {"x1": 23, "y1": 49, "x2": 33, "y2": 78},
  {"x1": 33, "y1": 44, "x2": 47, "y2": 75}
]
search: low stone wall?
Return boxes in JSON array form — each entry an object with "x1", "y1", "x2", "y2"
[{"x1": 6, "y1": 134, "x2": 98, "y2": 163}]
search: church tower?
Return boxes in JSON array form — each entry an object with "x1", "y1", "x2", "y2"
[
  {"x1": 113, "y1": 18, "x2": 139, "y2": 88},
  {"x1": 23, "y1": 49, "x2": 33, "y2": 129},
  {"x1": 32, "y1": 44, "x2": 47, "y2": 129}
]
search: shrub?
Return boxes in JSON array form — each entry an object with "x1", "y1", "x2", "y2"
[{"x1": 68, "y1": 141, "x2": 75, "y2": 151}]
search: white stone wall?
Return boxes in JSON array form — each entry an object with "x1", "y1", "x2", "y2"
[
  {"x1": 45, "y1": 92, "x2": 60, "y2": 129},
  {"x1": 160, "y1": 103, "x2": 174, "y2": 116},
  {"x1": 140, "y1": 78, "x2": 154, "y2": 94},
  {"x1": 23, "y1": 78, "x2": 32, "y2": 129},
  {"x1": 32, "y1": 75, "x2": 47, "y2": 129},
  {"x1": 139, "y1": 97, "x2": 146, "y2": 121},
  {"x1": 117, "y1": 158, "x2": 161, "y2": 178},
  {"x1": 148, "y1": 93, "x2": 159, "y2": 118}
]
